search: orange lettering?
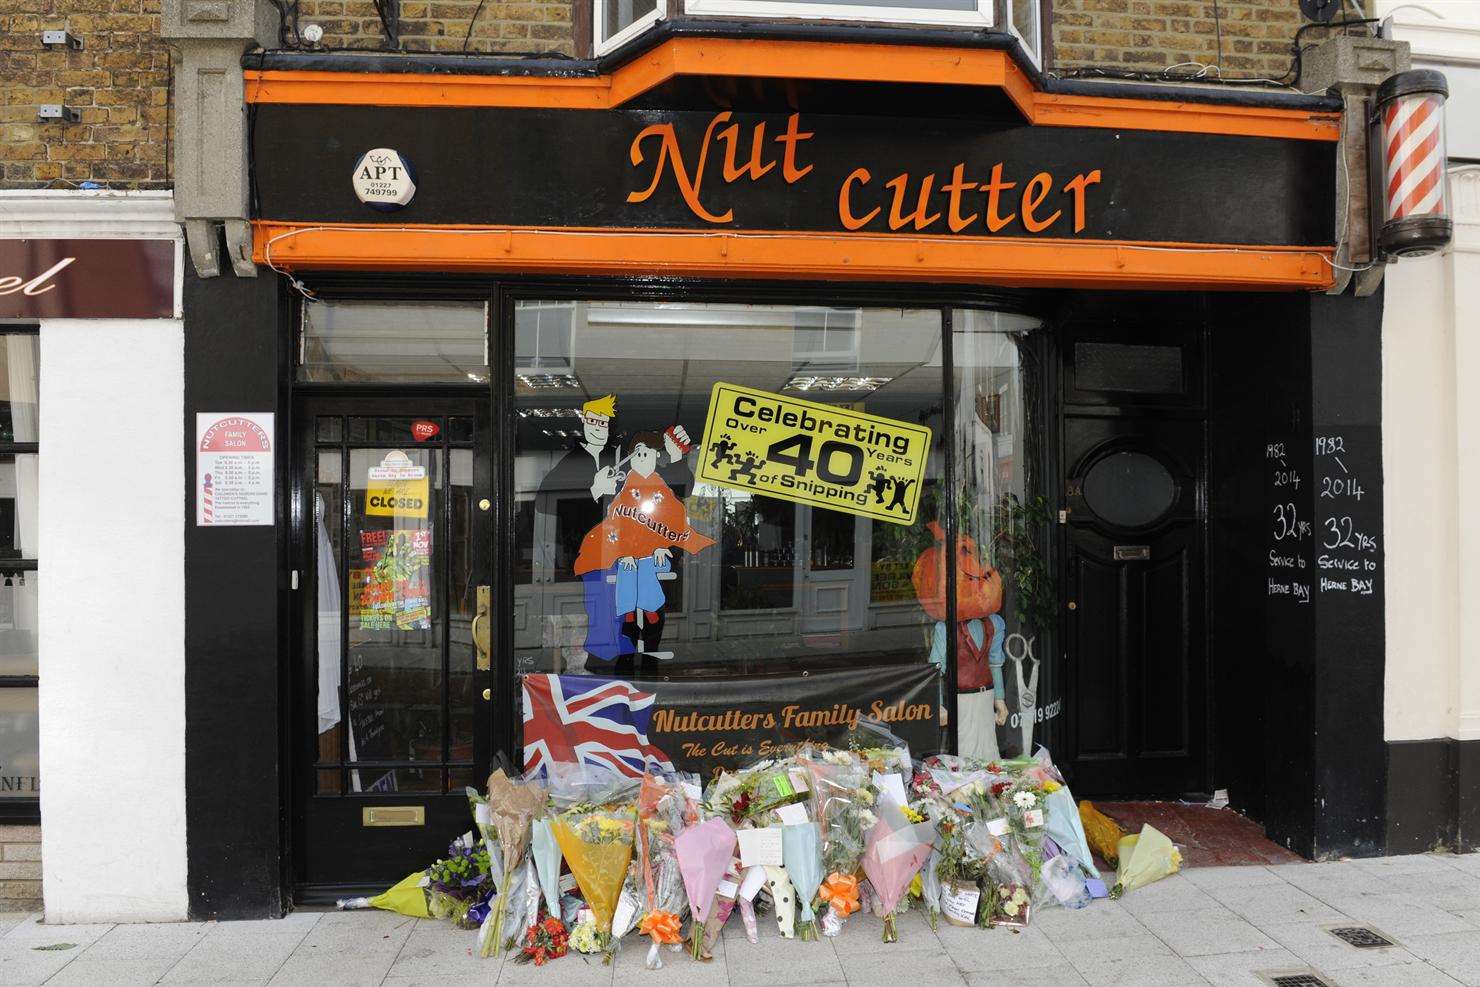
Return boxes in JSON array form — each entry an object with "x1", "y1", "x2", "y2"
[
  {"x1": 719, "y1": 120, "x2": 775, "y2": 183},
  {"x1": 775, "y1": 113, "x2": 815, "y2": 183},
  {"x1": 886, "y1": 173, "x2": 941, "y2": 232},
  {"x1": 941, "y1": 164, "x2": 979, "y2": 233},
  {"x1": 1063, "y1": 169, "x2": 1103, "y2": 233},
  {"x1": 625, "y1": 117, "x2": 734, "y2": 224},
  {"x1": 839, "y1": 168, "x2": 880, "y2": 230},
  {"x1": 982, "y1": 163, "x2": 1017, "y2": 233},
  {"x1": 1021, "y1": 172, "x2": 1061, "y2": 233}
]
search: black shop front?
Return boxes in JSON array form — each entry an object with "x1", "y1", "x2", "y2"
[{"x1": 181, "y1": 33, "x2": 1389, "y2": 913}]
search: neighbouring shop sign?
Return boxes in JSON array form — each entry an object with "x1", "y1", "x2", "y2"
[
  {"x1": 696, "y1": 383, "x2": 932, "y2": 525},
  {"x1": 522, "y1": 664, "x2": 941, "y2": 783},
  {"x1": 0, "y1": 238, "x2": 174, "y2": 319},
  {"x1": 196, "y1": 413, "x2": 274, "y2": 526},
  {"x1": 254, "y1": 106, "x2": 1335, "y2": 248}
]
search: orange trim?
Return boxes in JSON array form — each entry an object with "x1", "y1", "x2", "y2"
[
  {"x1": 252, "y1": 221, "x2": 1335, "y2": 290},
  {"x1": 244, "y1": 37, "x2": 1339, "y2": 142}
]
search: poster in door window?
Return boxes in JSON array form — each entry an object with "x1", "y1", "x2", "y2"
[{"x1": 357, "y1": 529, "x2": 432, "y2": 630}]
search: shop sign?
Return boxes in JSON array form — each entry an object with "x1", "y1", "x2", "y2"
[
  {"x1": 695, "y1": 382, "x2": 931, "y2": 525},
  {"x1": 0, "y1": 238, "x2": 175, "y2": 319},
  {"x1": 365, "y1": 450, "x2": 429, "y2": 518},
  {"x1": 256, "y1": 106, "x2": 1335, "y2": 248},
  {"x1": 196, "y1": 413, "x2": 274, "y2": 526},
  {"x1": 522, "y1": 664, "x2": 941, "y2": 783}
]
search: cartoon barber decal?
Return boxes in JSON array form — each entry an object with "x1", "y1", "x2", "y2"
[{"x1": 574, "y1": 431, "x2": 713, "y2": 668}]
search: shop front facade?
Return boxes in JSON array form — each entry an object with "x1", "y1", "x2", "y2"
[{"x1": 158, "y1": 23, "x2": 1409, "y2": 920}]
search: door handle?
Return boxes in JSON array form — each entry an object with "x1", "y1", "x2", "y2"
[
  {"x1": 473, "y1": 585, "x2": 491, "y2": 671},
  {"x1": 482, "y1": 688, "x2": 492, "y2": 701}
]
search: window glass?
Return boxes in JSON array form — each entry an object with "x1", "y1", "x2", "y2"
[
  {"x1": 950, "y1": 309, "x2": 1041, "y2": 760},
  {"x1": 0, "y1": 335, "x2": 38, "y2": 444},
  {"x1": 0, "y1": 688, "x2": 38, "y2": 799},
  {"x1": 0, "y1": 455, "x2": 37, "y2": 562},
  {"x1": 0, "y1": 572, "x2": 38, "y2": 677},
  {"x1": 1011, "y1": 0, "x2": 1041, "y2": 63},
  {"x1": 514, "y1": 301, "x2": 943, "y2": 679},
  {"x1": 298, "y1": 301, "x2": 488, "y2": 384},
  {"x1": 601, "y1": 0, "x2": 658, "y2": 46}
]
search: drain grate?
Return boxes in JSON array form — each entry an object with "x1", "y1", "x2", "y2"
[
  {"x1": 1327, "y1": 924, "x2": 1398, "y2": 949},
  {"x1": 1264, "y1": 972, "x2": 1333, "y2": 987}
]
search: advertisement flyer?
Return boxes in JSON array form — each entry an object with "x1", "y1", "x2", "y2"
[
  {"x1": 695, "y1": 383, "x2": 932, "y2": 525},
  {"x1": 356, "y1": 529, "x2": 432, "y2": 631}
]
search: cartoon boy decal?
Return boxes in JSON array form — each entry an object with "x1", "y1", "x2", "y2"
[{"x1": 574, "y1": 431, "x2": 713, "y2": 667}]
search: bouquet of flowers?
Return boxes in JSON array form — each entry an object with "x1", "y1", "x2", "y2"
[
  {"x1": 550, "y1": 801, "x2": 637, "y2": 957},
  {"x1": 706, "y1": 761, "x2": 811, "y2": 826},
  {"x1": 782, "y1": 822, "x2": 823, "y2": 940},
  {"x1": 982, "y1": 839, "x2": 1035, "y2": 928},
  {"x1": 675, "y1": 816, "x2": 737, "y2": 959},
  {"x1": 515, "y1": 915, "x2": 570, "y2": 966},
  {"x1": 425, "y1": 833, "x2": 495, "y2": 928},
  {"x1": 480, "y1": 770, "x2": 546, "y2": 956},
  {"x1": 635, "y1": 773, "x2": 693, "y2": 969},
  {"x1": 798, "y1": 749, "x2": 873, "y2": 937},
  {"x1": 860, "y1": 799, "x2": 935, "y2": 943}
]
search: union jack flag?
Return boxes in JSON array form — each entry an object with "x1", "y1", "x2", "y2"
[{"x1": 521, "y1": 673, "x2": 674, "y2": 779}]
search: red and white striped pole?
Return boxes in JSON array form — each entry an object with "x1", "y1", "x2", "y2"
[{"x1": 1376, "y1": 69, "x2": 1452, "y2": 258}]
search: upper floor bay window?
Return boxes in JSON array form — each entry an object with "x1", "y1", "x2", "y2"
[{"x1": 593, "y1": 0, "x2": 1044, "y2": 66}]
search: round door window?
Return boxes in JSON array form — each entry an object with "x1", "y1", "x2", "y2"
[{"x1": 1081, "y1": 451, "x2": 1176, "y2": 528}]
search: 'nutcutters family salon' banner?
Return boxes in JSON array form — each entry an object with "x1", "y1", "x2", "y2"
[
  {"x1": 696, "y1": 383, "x2": 933, "y2": 525},
  {"x1": 522, "y1": 664, "x2": 942, "y2": 783}
]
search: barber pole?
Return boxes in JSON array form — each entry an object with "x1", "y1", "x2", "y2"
[
  {"x1": 1376, "y1": 69, "x2": 1453, "y2": 258},
  {"x1": 202, "y1": 473, "x2": 214, "y2": 524}
]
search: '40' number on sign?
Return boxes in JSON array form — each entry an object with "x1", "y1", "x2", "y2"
[{"x1": 766, "y1": 434, "x2": 865, "y2": 486}]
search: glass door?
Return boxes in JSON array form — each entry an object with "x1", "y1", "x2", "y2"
[{"x1": 294, "y1": 398, "x2": 493, "y2": 893}]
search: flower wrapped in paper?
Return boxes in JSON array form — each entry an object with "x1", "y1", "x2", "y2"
[
  {"x1": 674, "y1": 816, "x2": 736, "y2": 959},
  {"x1": 797, "y1": 748, "x2": 874, "y2": 936},
  {"x1": 1111, "y1": 824, "x2": 1182, "y2": 898},
  {"x1": 636, "y1": 772, "x2": 695, "y2": 968},
  {"x1": 860, "y1": 799, "x2": 935, "y2": 943},
  {"x1": 481, "y1": 770, "x2": 546, "y2": 956},
  {"x1": 550, "y1": 802, "x2": 638, "y2": 954},
  {"x1": 782, "y1": 822, "x2": 824, "y2": 940},
  {"x1": 426, "y1": 833, "x2": 495, "y2": 927}
]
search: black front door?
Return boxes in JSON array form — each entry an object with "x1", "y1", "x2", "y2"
[
  {"x1": 1060, "y1": 320, "x2": 1208, "y2": 798},
  {"x1": 293, "y1": 396, "x2": 494, "y2": 895}
]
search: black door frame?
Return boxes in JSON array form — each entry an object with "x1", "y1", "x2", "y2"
[
  {"x1": 281, "y1": 274, "x2": 1057, "y2": 897},
  {"x1": 288, "y1": 389, "x2": 494, "y2": 898},
  {"x1": 1052, "y1": 302, "x2": 1215, "y2": 799}
]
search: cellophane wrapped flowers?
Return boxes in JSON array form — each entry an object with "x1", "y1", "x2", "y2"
[
  {"x1": 550, "y1": 801, "x2": 637, "y2": 956},
  {"x1": 425, "y1": 834, "x2": 494, "y2": 928}
]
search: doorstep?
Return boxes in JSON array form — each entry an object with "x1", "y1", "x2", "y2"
[{"x1": 1095, "y1": 801, "x2": 1307, "y2": 867}]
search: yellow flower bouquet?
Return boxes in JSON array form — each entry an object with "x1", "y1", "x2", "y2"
[{"x1": 550, "y1": 802, "x2": 637, "y2": 954}]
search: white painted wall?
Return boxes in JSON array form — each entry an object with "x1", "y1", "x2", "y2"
[
  {"x1": 37, "y1": 318, "x2": 187, "y2": 922},
  {"x1": 1377, "y1": 0, "x2": 1480, "y2": 743},
  {"x1": 3, "y1": 190, "x2": 190, "y2": 922}
]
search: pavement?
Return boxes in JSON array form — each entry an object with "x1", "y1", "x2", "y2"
[{"x1": 1, "y1": 852, "x2": 1479, "y2": 986}]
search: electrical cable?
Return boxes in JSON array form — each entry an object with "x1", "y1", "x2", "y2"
[{"x1": 464, "y1": 0, "x2": 491, "y2": 52}]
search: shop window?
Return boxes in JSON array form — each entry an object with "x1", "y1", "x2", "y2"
[
  {"x1": 513, "y1": 300, "x2": 945, "y2": 677},
  {"x1": 297, "y1": 300, "x2": 489, "y2": 384},
  {"x1": 946, "y1": 309, "x2": 1043, "y2": 760},
  {"x1": 0, "y1": 329, "x2": 39, "y2": 818},
  {"x1": 681, "y1": 0, "x2": 992, "y2": 31}
]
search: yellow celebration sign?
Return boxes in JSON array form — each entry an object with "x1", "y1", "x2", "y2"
[{"x1": 696, "y1": 383, "x2": 932, "y2": 525}]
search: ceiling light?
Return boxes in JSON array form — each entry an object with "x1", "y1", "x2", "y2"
[{"x1": 783, "y1": 375, "x2": 892, "y2": 393}]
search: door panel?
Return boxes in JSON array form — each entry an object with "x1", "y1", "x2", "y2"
[
  {"x1": 1063, "y1": 413, "x2": 1207, "y2": 798},
  {"x1": 295, "y1": 399, "x2": 493, "y2": 893}
]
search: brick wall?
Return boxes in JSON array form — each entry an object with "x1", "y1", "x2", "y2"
[
  {"x1": 1051, "y1": 0, "x2": 1307, "y2": 79},
  {"x1": 0, "y1": 0, "x2": 171, "y2": 190},
  {"x1": 0, "y1": 826, "x2": 41, "y2": 912},
  {"x1": 292, "y1": 0, "x2": 574, "y2": 55}
]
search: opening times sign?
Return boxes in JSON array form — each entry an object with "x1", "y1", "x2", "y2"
[
  {"x1": 696, "y1": 383, "x2": 932, "y2": 524},
  {"x1": 196, "y1": 413, "x2": 274, "y2": 526}
]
